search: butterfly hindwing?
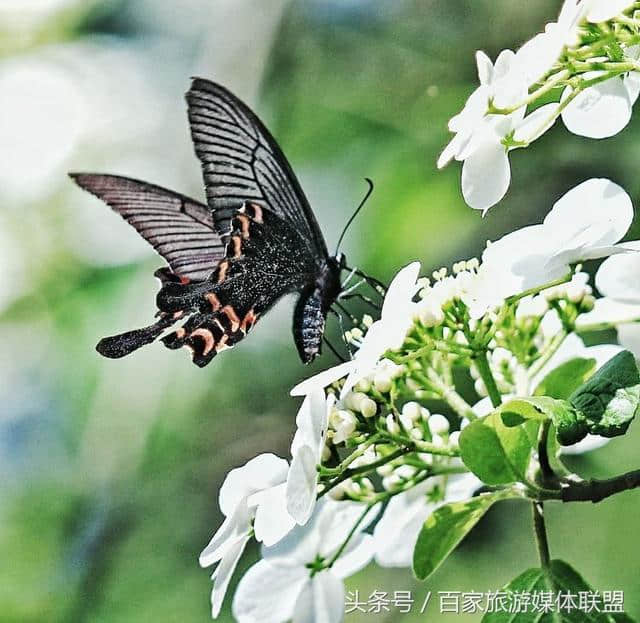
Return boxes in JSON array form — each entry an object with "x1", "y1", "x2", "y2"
[
  {"x1": 69, "y1": 173, "x2": 224, "y2": 282},
  {"x1": 157, "y1": 203, "x2": 318, "y2": 366}
]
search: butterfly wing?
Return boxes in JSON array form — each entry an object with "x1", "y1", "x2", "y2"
[
  {"x1": 157, "y1": 203, "x2": 319, "y2": 367},
  {"x1": 69, "y1": 173, "x2": 224, "y2": 282},
  {"x1": 185, "y1": 78, "x2": 329, "y2": 259}
]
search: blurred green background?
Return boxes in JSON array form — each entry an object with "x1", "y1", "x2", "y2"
[{"x1": 2, "y1": 1, "x2": 640, "y2": 621}]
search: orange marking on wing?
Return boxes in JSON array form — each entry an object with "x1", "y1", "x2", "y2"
[
  {"x1": 217, "y1": 261, "x2": 229, "y2": 284},
  {"x1": 179, "y1": 276, "x2": 191, "y2": 285},
  {"x1": 241, "y1": 308, "x2": 259, "y2": 333},
  {"x1": 251, "y1": 203, "x2": 263, "y2": 223},
  {"x1": 216, "y1": 334, "x2": 230, "y2": 352},
  {"x1": 222, "y1": 305, "x2": 241, "y2": 332},
  {"x1": 205, "y1": 292, "x2": 221, "y2": 312},
  {"x1": 175, "y1": 328, "x2": 186, "y2": 338},
  {"x1": 191, "y1": 328, "x2": 215, "y2": 356},
  {"x1": 236, "y1": 214, "x2": 251, "y2": 239},
  {"x1": 231, "y1": 235, "x2": 242, "y2": 258}
]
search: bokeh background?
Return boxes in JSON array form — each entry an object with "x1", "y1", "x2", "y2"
[{"x1": 2, "y1": 1, "x2": 640, "y2": 621}]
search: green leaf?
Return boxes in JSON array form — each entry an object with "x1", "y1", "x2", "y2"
[
  {"x1": 482, "y1": 559, "x2": 636, "y2": 622},
  {"x1": 413, "y1": 491, "x2": 512, "y2": 581},
  {"x1": 499, "y1": 396, "x2": 587, "y2": 447},
  {"x1": 459, "y1": 408, "x2": 541, "y2": 485},
  {"x1": 570, "y1": 351, "x2": 640, "y2": 438},
  {"x1": 534, "y1": 357, "x2": 597, "y2": 400}
]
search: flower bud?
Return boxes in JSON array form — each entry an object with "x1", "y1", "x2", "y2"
[
  {"x1": 374, "y1": 372, "x2": 393, "y2": 393},
  {"x1": 410, "y1": 427, "x2": 424, "y2": 440},
  {"x1": 386, "y1": 414, "x2": 400, "y2": 435},
  {"x1": 402, "y1": 401, "x2": 422, "y2": 422},
  {"x1": 359, "y1": 397, "x2": 377, "y2": 418},
  {"x1": 428, "y1": 413, "x2": 450, "y2": 435},
  {"x1": 448, "y1": 430, "x2": 461, "y2": 448}
]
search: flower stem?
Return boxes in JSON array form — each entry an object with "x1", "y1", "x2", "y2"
[
  {"x1": 506, "y1": 274, "x2": 571, "y2": 304},
  {"x1": 324, "y1": 502, "x2": 373, "y2": 570},
  {"x1": 528, "y1": 329, "x2": 568, "y2": 380},
  {"x1": 424, "y1": 367, "x2": 477, "y2": 420},
  {"x1": 474, "y1": 350, "x2": 502, "y2": 409},
  {"x1": 532, "y1": 501, "x2": 551, "y2": 569}
]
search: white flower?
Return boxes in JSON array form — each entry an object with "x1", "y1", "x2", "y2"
[
  {"x1": 464, "y1": 179, "x2": 633, "y2": 317},
  {"x1": 232, "y1": 499, "x2": 378, "y2": 623},
  {"x1": 341, "y1": 262, "x2": 420, "y2": 396},
  {"x1": 286, "y1": 390, "x2": 333, "y2": 525},
  {"x1": 586, "y1": 1, "x2": 635, "y2": 23},
  {"x1": 200, "y1": 453, "x2": 295, "y2": 618},
  {"x1": 561, "y1": 51, "x2": 640, "y2": 139},
  {"x1": 373, "y1": 473, "x2": 481, "y2": 567},
  {"x1": 582, "y1": 242, "x2": 640, "y2": 355}
]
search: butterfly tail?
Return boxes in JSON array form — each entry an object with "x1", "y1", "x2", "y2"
[{"x1": 96, "y1": 314, "x2": 177, "y2": 359}]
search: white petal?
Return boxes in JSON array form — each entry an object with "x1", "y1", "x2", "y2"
[
  {"x1": 587, "y1": 1, "x2": 634, "y2": 22},
  {"x1": 251, "y1": 483, "x2": 296, "y2": 546},
  {"x1": 340, "y1": 322, "x2": 388, "y2": 396},
  {"x1": 561, "y1": 79, "x2": 633, "y2": 138},
  {"x1": 318, "y1": 500, "x2": 380, "y2": 558},
  {"x1": 544, "y1": 179, "x2": 633, "y2": 252},
  {"x1": 513, "y1": 103, "x2": 559, "y2": 143},
  {"x1": 293, "y1": 573, "x2": 344, "y2": 623},
  {"x1": 461, "y1": 140, "x2": 511, "y2": 212},
  {"x1": 210, "y1": 534, "x2": 251, "y2": 618},
  {"x1": 331, "y1": 534, "x2": 375, "y2": 579},
  {"x1": 290, "y1": 390, "x2": 329, "y2": 456},
  {"x1": 618, "y1": 322, "x2": 640, "y2": 357},
  {"x1": 596, "y1": 245, "x2": 640, "y2": 302},
  {"x1": 232, "y1": 560, "x2": 306, "y2": 623},
  {"x1": 381, "y1": 261, "x2": 421, "y2": 320},
  {"x1": 200, "y1": 502, "x2": 250, "y2": 567},
  {"x1": 286, "y1": 445, "x2": 320, "y2": 525},
  {"x1": 560, "y1": 434, "x2": 611, "y2": 455},
  {"x1": 290, "y1": 361, "x2": 355, "y2": 397},
  {"x1": 577, "y1": 298, "x2": 640, "y2": 328},
  {"x1": 219, "y1": 453, "x2": 289, "y2": 517},
  {"x1": 373, "y1": 484, "x2": 433, "y2": 567},
  {"x1": 475, "y1": 50, "x2": 493, "y2": 85},
  {"x1": 515, "y1": 31, "x2": 563, "y2": 84}
]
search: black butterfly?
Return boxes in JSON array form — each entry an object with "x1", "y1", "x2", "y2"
[{"x1": 71, "y1": 78, "x2": 375, "y2": 367}]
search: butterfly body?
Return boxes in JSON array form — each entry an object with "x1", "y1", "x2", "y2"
[{"x1": 71, "y1": 79, "x2": 348, "y2": 366}]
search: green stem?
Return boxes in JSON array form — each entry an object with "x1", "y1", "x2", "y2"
[
  {"x1": 474, "y1": 350, "x2": 502, "y2": 409},
  {"x1": 506, "y1": 274, "x2": 571, "y2": 304},
  {"x1": 318, "y1": 434, "x2": 381, "y2": 477},
  {"x1": 528, "y1": 329, "x2": 568, "y2": 380},
  {"x1": 424, "y1": 367, "x2": 477, "y2": 420},
  {"x1": 532, "y1": 501, "x2": 551, "y2": 569},
  {"x1": 324, "y1": 503, "x2": 372, "y2": 570}
]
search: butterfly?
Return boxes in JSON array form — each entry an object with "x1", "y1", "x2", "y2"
[{"x1": 71, "y1": 78, "x2": 376, "y2": 367}]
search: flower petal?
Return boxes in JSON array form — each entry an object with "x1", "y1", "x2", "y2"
[
  {"x1": 587, "y1": 1, "x2": 634, "y2": 23},
  {"x1": 544, "y1": 178, "x2": 633, "y2": 252},
  {"x1": 595, "y1": 244, "x2": 640, "y2": 302},
  {"x1": 200, "y1": 502, "x2": 251, "y2": 567},
  {"x1": 293, "y1": 573, "x2": 344, "y2": 623},
  {"x1": 618, "y1": 322, "x2": 640, "y2": 358},
  {"x1": 219, "y1": 453, "x2": 290, "y2": 517},
  {"x1": 560, "y1": 434, "x2": 611, "y2": 455},
  {"x1": 332, "y1": 534, "x2": 375, "y2": 578},
  {"x1": 232, "y1": 560, "x2": 306, "y2": 623},
  {"x1": 290, "y1": 361, "x2": 354, "y2": 397},
  {"x1": 461, "y1": 140, "x2": 511, "y2": 212},
  {"x1": 577, "y1": 298, "x2": 640, "y2": 328},
  {"x1": 210, "y1": 534, "x2": 251, "y2": 618},
  {"x1": 286, "y1": 445, "x2": 319, "y2": 525},
  {"x1": 250, "y1": 482, "x2": 296, "y2": 546},
  {"x1": 513, "y1": 103, "x2": 559, "y2": 143},
  {"x1": 561, "y1": 78, "x2": 633, "y2": 139}
]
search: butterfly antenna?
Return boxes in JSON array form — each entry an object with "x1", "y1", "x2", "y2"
[{"x1": 334, "y1": 178, "x2": 374, "y2": 255}]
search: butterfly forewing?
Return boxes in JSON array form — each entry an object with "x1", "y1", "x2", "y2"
[
  {"x1": 186, "y1": 79, "x2": 329, "y2": 256},
  {"x1": 70, "y1": 173, "x2": 224, "y2": 282}
]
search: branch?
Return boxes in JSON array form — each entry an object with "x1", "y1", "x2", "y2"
[{"x1": 558, "y1": 469, "x2": 640, "y2": 503}]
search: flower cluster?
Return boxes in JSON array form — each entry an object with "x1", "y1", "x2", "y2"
[
  {"x1": 199, "y1": 176, "x2": 640, "y2": 622},
  {"x1": 439, "y1": 1, "x2": 640, "y2": 211}
]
